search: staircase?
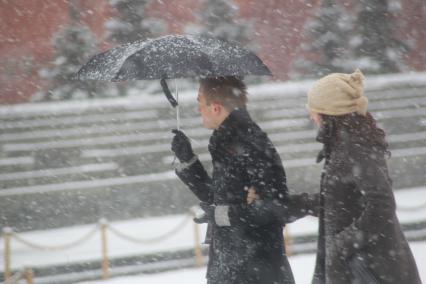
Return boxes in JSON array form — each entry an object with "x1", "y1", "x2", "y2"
[{"x1": 1, "y1": 73, "x2": 426, "y2": 232}]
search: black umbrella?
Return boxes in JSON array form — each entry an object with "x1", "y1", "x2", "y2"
[
  {"x1": 77, "y1": 34, "x2": 271, "y2": 79},
  {"x1": 76, "y1": 34, "x2": 272, "y2": 126}
]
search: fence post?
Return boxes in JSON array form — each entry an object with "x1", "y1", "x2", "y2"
[
  {"x1": 191, "y1": 212, "x2": 204, "y2": 266},
  {"x1": 3, "y1": 227, "x2": 12, "y2": 281},
  {"x1": 284, "y1": 226, "x2": 292, "y2": 256},
  {"x1": 24, "y1": 267, "x2": 34, "y2": 284},
  {"x1": 99, "y1": 219, "x2": 110, "y2": 280}
]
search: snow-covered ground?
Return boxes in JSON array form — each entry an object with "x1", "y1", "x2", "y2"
[
  {"x1": 77, "y1": 242, "x2": 426, "y2": 284},
  {"x1": 1, "y1": 187, "x2": 425, "y2": 282}
]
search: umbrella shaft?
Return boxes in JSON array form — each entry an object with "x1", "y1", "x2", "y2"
[
  {"x1": 176, "y1": 105, "x2": 180, "y2": 130},
  {"x1": 175, "y1": 79, "x2": 180, "y2": 130}
]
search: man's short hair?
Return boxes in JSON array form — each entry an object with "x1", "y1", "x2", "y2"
[{"x1": 199, "y1": 76, "x2": 248, "y2": 111}]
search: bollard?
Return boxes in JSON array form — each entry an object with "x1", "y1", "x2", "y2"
[
  {"x1": 284, "y1": 226, "x2": 292, "y2": 256},
  {"x1": 24, "y1": 267, "x2": 34, "y2": 284},
  {"x1": 191, "y1": 213, "x2": 204, "y2": 266},
  {"x1": 99, "y1": 219, "x2": 110, "y2": 280},
  {"x1": 3, "y1": 227, "x2": 12, "y2": 281}
]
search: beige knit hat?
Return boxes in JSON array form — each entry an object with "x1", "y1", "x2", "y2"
[{"x1": 307, "y1": 69, "x2": 368, "y2": 116}]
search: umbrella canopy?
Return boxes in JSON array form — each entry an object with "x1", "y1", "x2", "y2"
[{"x1": 76, "y1": 34, "x2": 272, "y2": 81}]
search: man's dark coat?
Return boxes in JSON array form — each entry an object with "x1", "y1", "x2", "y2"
[{"x1": 176, "y1": 109, "x2": 295, "y2": 284}]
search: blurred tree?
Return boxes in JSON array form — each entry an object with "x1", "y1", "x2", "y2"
[
  {"x1": 105, "y1": 0, "x2": 166, "y2": 96},
  {"x1": 352, "y1": 0, "x2": 409, "y2": 73},
  {"x1": 293, "y1": 0, "x2": 353, "y2": 78},
  {"x1": 187, "y1": 0, "x2": 257, "y2": 84},
  {"x1": 106, "y1": 0, "x2": 166, "y2": 44},
  {"x1": 187, "y1": 0, "x2": 253, "y2": 48},
  {"x1": 39, "y1": 3, "x2": 106, "y2": 101}
]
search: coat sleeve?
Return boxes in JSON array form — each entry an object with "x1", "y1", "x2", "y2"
[
  {"x1": 337, "y1": 153, "x2": 396, "y2": 253},
  {"x1": 227, "y1": 141, "x2": 305, "y2": 227},
  {"x1": 175, "y1": 159, "x2": 213, "y2": 203},
  {"x1": 286, "y1": 192, "x2": 321, "y2": 218},
  {"x1": 227, "y1": 192, "x2": 321, "y2": 228}
]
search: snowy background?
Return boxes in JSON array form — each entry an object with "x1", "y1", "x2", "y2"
[
  {"x1": 1, "y1": 73, "x2": 426, "y2": 283},
  {"x1": 1, "y1": 1, "x2": 426, "y2": 283}
]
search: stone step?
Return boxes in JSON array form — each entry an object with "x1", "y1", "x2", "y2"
[
  {"x1": 1, "y1": 149, "x2": 425, "y2": 231},
  {"x1": 1, "y1": 85, "x2": 424, "y2": 133},
  {"x1": 3, "y1": 128, "x2": 426, "y2": 187},
  {"x1": 1, "y1": 78, "x2": 425, "y2": 232},
  {"x1": 0, "y1": 163, "x2": 120, "y2": 188},
  {"x1": 2, "y1": 101, "x2": 426, "y2": 155}
]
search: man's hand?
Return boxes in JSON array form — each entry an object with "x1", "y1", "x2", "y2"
[
  {"x1": 171, "y1": 129, "x2": 195, "y2": 163},
  {"x1": 193, "y1": 202, "x2": 215, "y2": 224}
]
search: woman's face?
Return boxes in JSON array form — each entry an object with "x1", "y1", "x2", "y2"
[{"x1": 309, "y1": 111, "x2": 322, "y2": 128}]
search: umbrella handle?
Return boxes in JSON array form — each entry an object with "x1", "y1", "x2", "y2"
[
  {"x1": 160, "y1": 78, "x2": 178, "y2": 108},
  {"x1": 174, "y1": 79, "x2": 180, "y2": 131}
]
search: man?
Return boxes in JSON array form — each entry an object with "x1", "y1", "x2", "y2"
[{"x1": 171, "y1": 76, "x2": 295, "y2": 284}]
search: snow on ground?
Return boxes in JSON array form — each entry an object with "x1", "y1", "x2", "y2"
[
  {"x1": 1, "y1": 186, "x2": 425, "y2": 273},
  {"x1": 77, "y1": 242, "x2": 426, "y2": 284},
  {"x1": 0, "y1": 214, "x2": 208, "y2": 271}
]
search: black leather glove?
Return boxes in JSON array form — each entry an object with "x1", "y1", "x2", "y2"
[
  {"x1": 302, "y1": 193, "x2": 321, "y2": 216},
  {"x1": 171, "y1": 129, "x2": 195, "y2": 163},
  {"x1": 193, "y1": 202, "x2": 215, "y2": 224},
  {"x1": 281, "y1": 193, "x2": 320, "y2": 223}
]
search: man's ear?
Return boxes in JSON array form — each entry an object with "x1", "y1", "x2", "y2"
[{"x1": 212, "y1": 103, "x2": 222, "y2": 114}]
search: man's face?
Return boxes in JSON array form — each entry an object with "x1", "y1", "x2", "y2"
[{"x1": 197, "y1": 87, "x2": 217, "y2": 129}]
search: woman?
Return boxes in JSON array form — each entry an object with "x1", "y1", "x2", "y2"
[{"x1": 305, "y1": 69, "x2": 421, "y2": 283}]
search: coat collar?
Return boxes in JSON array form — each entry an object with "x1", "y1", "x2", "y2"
[
  {"x1": 208, "y1": 108, "x2": 252, "y2": 158},
  {"x1": 315, "y1": 115, "x2": 388, "y2": 163}
]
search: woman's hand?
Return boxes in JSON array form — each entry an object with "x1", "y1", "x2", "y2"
[{"x1": 247, "y1": 186, "x2": 260, "y2": 204}]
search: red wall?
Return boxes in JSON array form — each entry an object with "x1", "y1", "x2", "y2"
[
  {"x1": 0, "y1": 0, "x2": 424, "y2": 104},
  {"x1": 0, "y1": 0, "x2": 111, "y2": 103},
  {"x1": 402, "y1": 0, "x2": 426, "y2": 70},
  {"x1": 147, "y1": 0, "x2": 316, "y2": 80},
  {"x1": 147, "y1": 0, "x2": 201, "y2": 34},
  {"x1": 237, "y1": 0, "x2": 319, "y2": 80}
]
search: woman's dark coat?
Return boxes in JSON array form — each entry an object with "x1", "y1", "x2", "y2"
[
  {"x1": 176, "y1": 109, "x2": 295, "y2": 284},
  {"x1": 309, "y1": 116, "x2": 421, "y2": 284}
]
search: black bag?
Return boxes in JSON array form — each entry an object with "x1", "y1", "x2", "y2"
[{"x1": 348, "y1": 252, "x2": 380, "y2": 284}]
